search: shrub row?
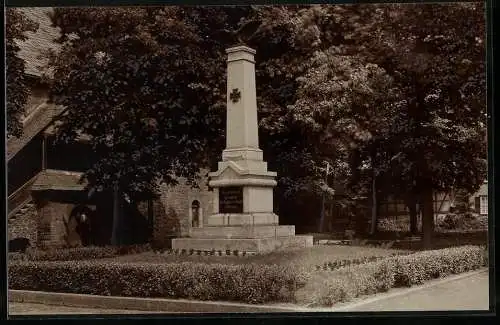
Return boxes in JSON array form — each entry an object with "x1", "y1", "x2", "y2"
[
  {"x1": 8, "y1": 261, "x2": 305, "y2": 304},
  {"x1": 305, "y1": 245, "x2": 488, "y2": 306},
  {"x1": 8, "y1": 244, "x2": 152, "y2": 262}
]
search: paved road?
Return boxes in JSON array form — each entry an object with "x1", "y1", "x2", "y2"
[
  {"x1": 338, "y1": 270, "x2": 489, "y2": 312},
  {"x1": 9, "y1": 303, "x2": 163, "y2": 315}
]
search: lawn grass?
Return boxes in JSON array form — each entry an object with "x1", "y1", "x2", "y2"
[
  {"x1": 99, "y1": 245, "x2": 410, "y2": 273},
  {"x1": 390, "y1": 230, "x2": 487, "y2": 250},
  {"x1": 9, "y1": 242, "x2": 486, "y2": 306}
]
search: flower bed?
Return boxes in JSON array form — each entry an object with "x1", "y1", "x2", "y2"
[
  {"x1": 315, "y1": 253, "x2": 408, "y2": 271},
  {"x1": 299, "y1": 245, "x2": 488, "y2": 306},
  {"x1": 8, "y1": 261, "x2": 304, "y2": 304}
]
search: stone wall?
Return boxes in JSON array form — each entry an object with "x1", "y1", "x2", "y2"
[
  {"x1": 154, "y1": 170, "x2": 213, "y2": 244},
  {"x1": 8, "y1": 202, "x2": 38, "y2": 245},
  {"x1": 11, "y1": 170, "x2": 215, "y2": 249},
  {"x1": 36, "y1": 200, "x2": 79, "y2": 249}
]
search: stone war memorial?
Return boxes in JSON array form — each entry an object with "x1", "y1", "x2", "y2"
[{"x1": 172, "y1": 46, "x2": 313, "y2": 253}]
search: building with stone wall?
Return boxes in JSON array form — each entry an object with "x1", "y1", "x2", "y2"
[{"x1": 7, "y1": 7, "x2": 212, "y2": 249}]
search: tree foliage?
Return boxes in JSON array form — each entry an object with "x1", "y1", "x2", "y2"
[
  {"x1": 6, "y1": 8, "x2": 38, "y2": 138},
  {"x1": 47, "y1": 4, "x2": 487, "y2": 239},
  {"x1": 48, "y1": 7, "x2": 251, "y2": 199}
]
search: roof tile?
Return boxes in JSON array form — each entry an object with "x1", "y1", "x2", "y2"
[
  {"x1": 7, "y1": 103, "x2": 65, "y2": 161},
  {"x1": 31, "y1": 169, "x2": 87, "y2": 192},
  {"x1": 16, "y1": 7, "x2": 61, "y2": 77}
]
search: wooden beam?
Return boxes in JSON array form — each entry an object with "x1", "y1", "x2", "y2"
[{"x1": 41, "y1": 135, "x2": 47, "y2": 170}]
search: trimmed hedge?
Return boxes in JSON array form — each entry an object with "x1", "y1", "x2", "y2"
[
  {"x1": 8, "y1": 261, "x2": 306, "y2": 304},
  {"x1": 8, "y1": 244, "x2": 151, "y2": 262},
  {"x1": 8, "y1": 245, "x2": 487, "y2": 305},
  {"x1": 303, "y1": 245, "x2": 488, "y2": 306}
]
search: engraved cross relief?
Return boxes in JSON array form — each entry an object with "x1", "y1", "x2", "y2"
[{"x1": 230, "y1": 88, "x2": 241, "y2": 103}]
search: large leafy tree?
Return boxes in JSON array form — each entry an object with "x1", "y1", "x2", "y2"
[
  {"x1": 237, "y1": 5, "x2": 394, "y2": 227},
  {"x1": 371, "y1": 3, "x2": 487, "y2": 247},
  {"x1": 242, "y1": 3, "x2": 486, "y2": 242},
  {"x1": 6, "y1": 8, "x2": 38, "y2": 138},
  {"x1": 48, "y1": 7, "x2": 253, "y2": 244},
  {"x1": 48, "y1": 4, "x2": 486, "y2": 247},
  {"x1": 48, "y1": 7, "x2": 253, "y2": 200}
]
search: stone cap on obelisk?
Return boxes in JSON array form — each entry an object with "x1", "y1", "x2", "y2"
[{"x1": 222, "y1": 45, "x2": 263, "y2": 162}]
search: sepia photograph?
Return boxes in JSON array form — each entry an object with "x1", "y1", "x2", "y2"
[{"x1": 5, "y1": 3, "x2": 490, "y2": 317}]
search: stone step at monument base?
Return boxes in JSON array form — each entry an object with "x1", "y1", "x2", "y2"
[
  {"x1": 206, "y1": 213, "x2": 279, "y2": 226},
  {"x1": 190, "y1": 225, "x2": 295, "y2": 239},
  {"x1": 171, "y1": 235, "x2": 313, "y2": 253}
]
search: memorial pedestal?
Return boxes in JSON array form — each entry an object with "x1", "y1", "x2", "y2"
[
  {"x1": 171, "y1": 45, "x2": 312, "y2": 253},
  {"x1": 171, "y1": 236, "x2": 313, "y2": 253}
]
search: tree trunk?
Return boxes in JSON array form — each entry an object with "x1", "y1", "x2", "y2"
[
  {"x1": 111, "y1": 183, "x2": 121, "y2": 246},
  {"x1": 319, "y1": 193, "x2": 325, "y2": 233},
  {"x1": 406, "y1": 195, "x2": 418, "y2": 235},
  {"x1": 147, "y1": 198, "x2": 154, "y2": 242},
  {"x1": 421, "y1": 189, "x2": 435, "y2": 250},
  {"x1": 370, "y1": 176, "x2": 377, "y2": 235}
]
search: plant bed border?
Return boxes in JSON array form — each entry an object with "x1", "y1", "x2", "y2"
[{"x1": 297, "y1": 245, "x2": 488, "y2": 306}]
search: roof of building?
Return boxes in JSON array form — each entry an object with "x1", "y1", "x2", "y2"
[
  {"x1": 475, "y1": 181, "x2": 488, "y2": 197},
  {"x1": 16, "y1": 7, "x2": 61, "y2": 77},
  {"x1": 7, "y1": 8, "x2": 65, "y2": 162},
  {"x1": 31, "y1": 169, "x2": 87, "y2": 192},
  {"x1": 7, "y1": 103, "x2": 65, "y2": 161}
]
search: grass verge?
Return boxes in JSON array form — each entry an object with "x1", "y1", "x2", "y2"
[{"x1": 297, "y1": 245, "x2": 488, "y2": 306}]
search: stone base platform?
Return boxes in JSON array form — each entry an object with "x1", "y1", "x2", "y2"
[
  {"x1": 206, "y1": 213, "x2": 279, "y2": 226},
  {"x1": 190, "y1": 225, "x2": 295, "y2": 239},
  {"x1": 171, "y1": 235, "x2": 313, "y2": 253}
]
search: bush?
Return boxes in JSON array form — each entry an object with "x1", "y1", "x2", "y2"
[
  {"x1": 315, "y1": 261, "x2": 396, "y2": 306},
  {"x1": 439, "y1": 214, "x2": 460, "y2": 230},
  {"x1": 8, "y1": 244, "x2": 152, "y2": 262},
  {"x1": 393, "y1": 245, "x2": 487, "y2": 286},
  {"x1": 8, "y1": 261, "x2": 305, "y2": 304},
  {"x1": 304, "y1": 245, "x2": 487, "y2": 306},
  {"x1": 436, "y1": 213, "x2": 488, "y2": 231},
  {"x1": 377, "y1": 218, "x2": 410, "y2": 232}
]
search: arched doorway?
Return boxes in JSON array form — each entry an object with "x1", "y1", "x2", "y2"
[
  {"x1": 191, "y1": 200, "x2": 201, "y2": 228},
  {"x1": 69, "y1": 205, "x2": 94, "y2": 246}
]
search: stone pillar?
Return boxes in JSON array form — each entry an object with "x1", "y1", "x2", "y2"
[
  {"x1": 207, "y1": 46, "x2": 278, "y2": 226},
  {"x1": 225, "y1": 46, "x2": 259, "y2": 151},
  {"x1": 171, "y1": 46, "x2": 313, "y2": 253}
]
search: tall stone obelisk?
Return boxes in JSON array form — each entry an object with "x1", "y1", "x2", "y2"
[{"x1": 172, "y1": 46, "x2": 312, "y2": 253}]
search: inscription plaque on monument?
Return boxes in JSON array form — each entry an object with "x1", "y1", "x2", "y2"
[{"x1": 219, "y1": 187, "x2": 243, "y2": 213}]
